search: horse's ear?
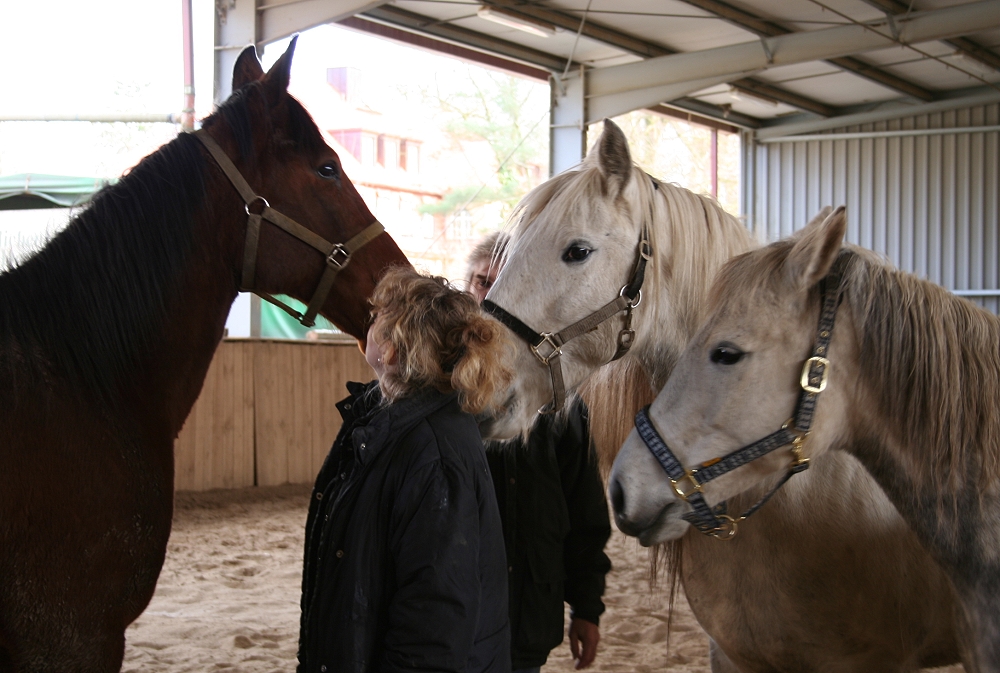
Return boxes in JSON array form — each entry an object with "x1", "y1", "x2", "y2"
[
  {"x1": 261, "y1": 35, "x2": 297, "y2": 104},
  {"x1": 232, "y1": 46, "x2": 265, "y2": 91},
  {"x1": 785, "y1": 206, "x2": 847, "y2": 290},
  {"x1": 586, "y1": 119, "x2": 632, "y2": 191}
]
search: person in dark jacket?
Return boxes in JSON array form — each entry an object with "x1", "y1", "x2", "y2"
[
  {"x1": 298, "y1": 266, "x2": 515, "y2": 673},
  {"x1": 467, "y1": 234, "x2": 613, "y2": 673}
]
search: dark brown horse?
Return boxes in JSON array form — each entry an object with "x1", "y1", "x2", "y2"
[{"x1": 0, "y1": 40, "x2": 408, "y2": 672}]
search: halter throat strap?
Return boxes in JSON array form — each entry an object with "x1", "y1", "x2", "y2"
[
  {"x1": 194, "y1": 130, "x2": 385, "y2": 327},
  {"x1": 635, "y1": 253, "x2": 848, "y2": 539},
  {"x1": 483, "y1": 228, "x2": 650, "y2": 414}
]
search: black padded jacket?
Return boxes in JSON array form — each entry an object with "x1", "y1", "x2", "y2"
[
  {"x1": 298, "y1": 381, "x2": 511, "y2": 673},
  {"x1": 484, "y1": 398, "x2": 612, "y2": 669}
]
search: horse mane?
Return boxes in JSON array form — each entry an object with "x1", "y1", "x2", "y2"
[
  {"x1": 721, "y1": 240, "x2": 1000, "y2": 490},
  {"x1": 579, "y1": 356, "x2": 656, "y2": 479},
  {"x1": 847, "y1": 249, "x2": 1000, "y2": 489},
  {"x1": 0, "y1": 80, "x2": 313, "y2": 406}
]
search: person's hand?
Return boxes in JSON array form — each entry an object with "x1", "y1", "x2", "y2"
[{"x1": 569, "y1": 617, "x2": 600, "y2": 669}]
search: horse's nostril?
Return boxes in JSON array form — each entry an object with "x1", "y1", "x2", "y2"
[{"x1": 609, "y1": 477, "x2": 626, "y2": 516}]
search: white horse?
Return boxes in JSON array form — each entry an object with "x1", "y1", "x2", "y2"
[
  {"x1": 611, "y1": 206, "x2": 998, "y2": 670},
  {"x1": 484, "y1": 121, "x2": 962, "y2": 671}
]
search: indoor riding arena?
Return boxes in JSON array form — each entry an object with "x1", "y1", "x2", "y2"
[{"x1": 4, "y1": 0, "x2": 999, "y2": 671}]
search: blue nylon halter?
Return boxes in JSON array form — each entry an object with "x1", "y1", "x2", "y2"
[{"x1": 634, "y1": 253, "x2": 848, "y2": 539}]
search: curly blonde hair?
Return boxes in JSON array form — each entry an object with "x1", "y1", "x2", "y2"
[{"x1": 369, "y1": 266, "x2": 514, "y2": 415}]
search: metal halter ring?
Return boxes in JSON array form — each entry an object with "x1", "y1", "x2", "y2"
[
  {"x1": 530, "y1": 333, "x2": 562, "y2": 365},
  {"x1": 710, "y1": 514, "x2": 740, "y2": 540},
  {"x1": 244, "y1": 195, "x2": 270, "y2": 216},
  {"x1": 326, "y1": 243, "x2": 350, "y2": 269},
  {"x1": 619, "y1": 285, "x2": 642, "y2": 308}
]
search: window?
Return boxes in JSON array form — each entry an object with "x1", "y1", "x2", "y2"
[
  {"x1": 384, "y1": 138, "x2": 398, "y2": 169},
  {"x1": 361, "y1": 135, "x2": 376, "y2": 166}
]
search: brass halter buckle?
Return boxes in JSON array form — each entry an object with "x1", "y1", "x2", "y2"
[
  {"x1": 670, "y1": 470, "x2": 703, "y2": 501},
  {"x1": 530, "y1": 333, "x2": 562, "y2": 365},
  {"x1": 800, "y1": 356, "x2": 830, "y2": 394}
]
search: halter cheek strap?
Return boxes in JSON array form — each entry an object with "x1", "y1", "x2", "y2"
[
  {"x1": 634, "y1": 253, "x2": 848, "y2": 539},
  {"x1": 483, "y1": 231, "x2": 650, "y2": 414},
  {"x1": 194, "y1": 130, "x2": 385, "y2": 328}
]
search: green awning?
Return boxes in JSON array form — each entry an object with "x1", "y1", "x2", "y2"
[{"x1": 0, "y1": 173, "x2": 115, "y2": 210}]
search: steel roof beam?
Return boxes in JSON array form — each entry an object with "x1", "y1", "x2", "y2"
[
  {"x1": 660, "y1": 100, "x2": 762, "y2": 129},
  {"x1": 587, "y1": 0, "x2": 1000, "y2": 103},
  {"x1": 728, "y1": 80, "x2": 836, "y2": 117},
  {"x1": 339, "y1": 15, "x2": 551, "y2": 80},
  {"x1": 482, "y1": 0, "x2": 837, "y2": 116},
  {"x1": 861, "y1": 0, "x2": 1000, "y2": 72},
  {"x1": 756, "y1": 87, "x2": 1000, "y2": 139},
  {"x1": 257, "y1": 0, "x2": 385, "y2": 45},
  {"x1": 677, "y1": 0, "x2": 935, "y2": 100},
  {"x1": 360, "y1": 5, "x2": 574, "y2": 72}
]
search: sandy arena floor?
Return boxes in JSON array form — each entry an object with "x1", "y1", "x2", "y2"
[
  {"x1": 122, "y1": 484, "x2": 706, "y2": 673},
  {"x1": 122, "y1": 484, "x2": 964, "y2": 673}
]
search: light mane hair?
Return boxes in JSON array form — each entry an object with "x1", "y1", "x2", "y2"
[{"x1": 717, "y1": 239, "x2": 1000, "y2": 490}]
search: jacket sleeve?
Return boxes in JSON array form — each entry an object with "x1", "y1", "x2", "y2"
[
  {"x1": 379, "y1": 436, "x2": 484, "y2": 673},
  {"x1": 557, "y1": 399, "x2": 612, "y2": 625}
]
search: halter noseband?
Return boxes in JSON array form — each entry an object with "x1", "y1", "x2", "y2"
[
  {"x1": 482, "y1": 229, "x2": 651, "y2": 414},
  {"x1": 194, "y1": 130, "x2": 385, "y2": 328},
  {"x1": 634, "y1": 253, "x2": 848, "y2": 540}
]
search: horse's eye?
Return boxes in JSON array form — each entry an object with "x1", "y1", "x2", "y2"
[
  {"x1": 562, "y1": 245, "x2": 591, "y2": 263},
  {"x1": 317, "y1": 162, "x2": 340, "y2": 179},
  {"x1": 710, "y1": 345, "x2": 745, "y2": 365}
]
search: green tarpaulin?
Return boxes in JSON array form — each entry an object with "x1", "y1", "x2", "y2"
[
  {"x1": 261, "y1": 295, "x2": 339, "y2": 339},
  {"x1": 0, "y1": 173, "x2": 115, "y2": 210}
]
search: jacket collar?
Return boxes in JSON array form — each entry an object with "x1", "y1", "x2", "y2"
[{"x1": 344, "y1": 383, "x2": 462, "y2": 466}]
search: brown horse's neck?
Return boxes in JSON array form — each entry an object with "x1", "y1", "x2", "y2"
[{"x1": 124, "y1": 175, "x2": 245, "y2": 439}]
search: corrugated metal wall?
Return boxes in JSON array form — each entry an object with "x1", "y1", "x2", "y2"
[{"x1": 744, "y1": 103, "x2": 1000, "y2": 312}]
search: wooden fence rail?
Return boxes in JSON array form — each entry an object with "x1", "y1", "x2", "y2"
[{"x1": 174, "y1": 338, "x2": 374, "y2": 491}]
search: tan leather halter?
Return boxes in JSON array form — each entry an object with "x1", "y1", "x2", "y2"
[
  {"x1": 483, "y1": 228, "x2": 651, "y2": 414},
  {"x1": 194, "y1": 130, "x2": 385, "y2": 327}
]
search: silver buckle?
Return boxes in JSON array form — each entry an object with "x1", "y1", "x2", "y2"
[
  {"x1": 326, "y1": 243, "x2": 350, "y2": 269},
  {"x1": 530, "y1": 333, "x2": 561, "y2": 365}
]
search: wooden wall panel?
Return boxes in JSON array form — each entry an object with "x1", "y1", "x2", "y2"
[
  {"x1": 174, "y1": 341, "x2": 255, "y2": 491},
  {"x1": 174, "y1": 339, "x2": 374, "y2": 491},
  {"x1": 254, "y1": 340, "x2": 374, "y2": 487}
]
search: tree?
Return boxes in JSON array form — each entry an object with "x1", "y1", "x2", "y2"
[{"x1": 417, "y1": 69, "x2": 549, "y2": 224}]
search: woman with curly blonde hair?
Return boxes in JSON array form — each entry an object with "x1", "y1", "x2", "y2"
[{"x1": 298, "y1": 266, "x2": 514, "y2": 673}]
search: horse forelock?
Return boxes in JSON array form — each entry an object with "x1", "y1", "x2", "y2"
[
  {"x1": 708, "y1": 239, "x2": 791, "y2": 311},
  {"x1": 202, "y1": 80, "x2": 324, "y2": 165},
  {"x1": 845, "y1": 249, "x2": 1000, "y2": 490}
]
